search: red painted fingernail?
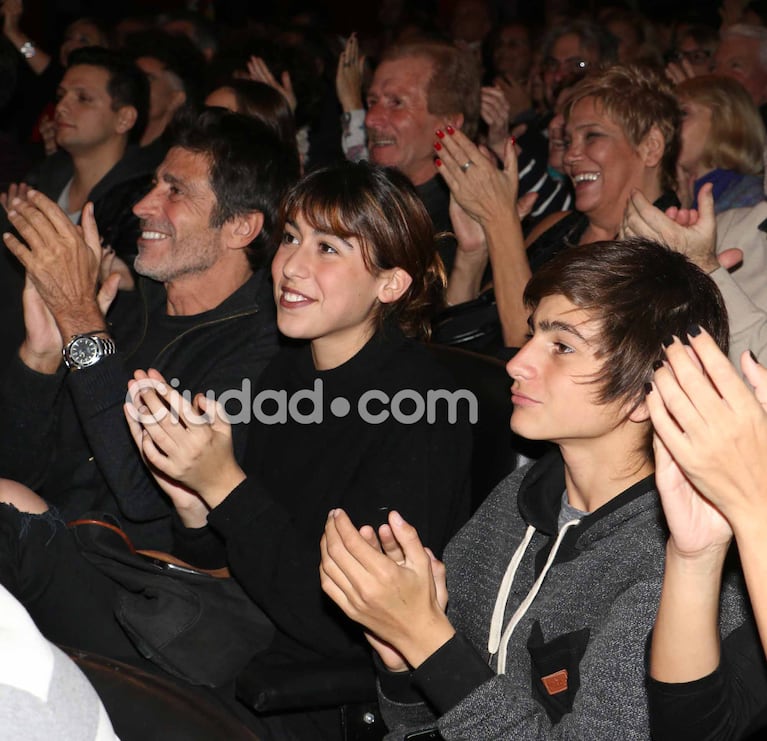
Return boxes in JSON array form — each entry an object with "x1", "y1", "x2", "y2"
[
  {"x1": 436, "y1": 129, "x2": 445, "y2": 138},
  {"x1": 509, "y1": 135, "x2": 516, "y2": 145},
  {"x1": 434, "y1": 141, "x2": 442, "y2": 151},
  {"x1": 435, "y1": 158, "x2": 442, "y2": 167},
  {"x1": 446, "y1": 125, "x2": 455, "y2": 135}
]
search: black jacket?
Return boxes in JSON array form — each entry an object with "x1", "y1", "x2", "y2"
[
  {"x1": 0, "y1": 269, "x2": 279, "y2": 549},
  {"x1": 647, "y1": 605, "x2": 767, "y2": 740},
  {"x1": 26, "y1": 145, "x2": 161, "y2": 259}
]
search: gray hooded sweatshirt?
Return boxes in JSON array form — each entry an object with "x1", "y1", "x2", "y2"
[{"x1": 377, "y1": 450, "x2": 751, "y2": 740}]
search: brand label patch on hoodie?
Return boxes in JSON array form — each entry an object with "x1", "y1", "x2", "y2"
[{"x1": 541, "y1": 669, "x2": 568, "y2": 695}]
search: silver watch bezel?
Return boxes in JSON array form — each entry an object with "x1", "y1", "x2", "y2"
[{"x1": 63, "y1": 334, "x2": 116, "y2": 370}]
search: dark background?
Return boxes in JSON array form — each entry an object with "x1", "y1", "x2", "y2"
[{"x1": 24, "y1": 0, "x2": 725, "y2": 46}]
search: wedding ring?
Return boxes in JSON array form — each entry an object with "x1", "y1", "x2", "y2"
[{"x1": 460, "y1": 160, "x2": 473, "y2": 172}]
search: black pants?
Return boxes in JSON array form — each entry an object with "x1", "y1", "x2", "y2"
[
  {"x1": 0, "y1": 503, "x2": 338, "y2": 740},
  {"x1": 0, "y1": 503, "x2": 151, "y2": 664}
]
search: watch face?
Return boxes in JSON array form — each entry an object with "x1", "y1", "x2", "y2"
[{"x1": 69, "y1": 336, "x2": 100, "y2": 367}]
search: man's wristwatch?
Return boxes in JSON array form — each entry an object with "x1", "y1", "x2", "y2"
[{"x1": 62, "y1": 334, "x2": 116, "y2": 370}]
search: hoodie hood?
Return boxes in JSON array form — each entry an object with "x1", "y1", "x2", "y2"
[
  {"x1": 517, "y1": 449, "x2": 658, "y2": 558},
  {"x1": 488, "y1": 450, "x2": 659, "y2": 674}
]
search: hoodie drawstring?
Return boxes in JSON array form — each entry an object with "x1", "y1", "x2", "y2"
[
  {"x1": 488, "y1": 525, "x2": 535, "y2": 656},
  {"x1": 488, "y1": 519, "x2": 582, "y2": 675}
]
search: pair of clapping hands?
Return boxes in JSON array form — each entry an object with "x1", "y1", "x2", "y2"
[
  {"x1": 1, "y1": 187, "x2": 125, "y2": 371},
  {"x1": 320, "y1": 506, "x2": 454, "y2": 673},
  {"x1": 648, "y1": 331, "x2": 767, "y2": 651},
  {"x1": 433, "y1": 126, "x2": 537, "y2": 256},
  {"x1": 123, "y1": 370, "x2": 246, "y2": 529},
  {"x1": 438, "y1": 124, "x2": 739, "y2": 277}
]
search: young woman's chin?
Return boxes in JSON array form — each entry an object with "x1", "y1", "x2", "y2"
[
  {"x1": 276, "y1": 308, "x2": 309, "y2": 337},
  {"x1": 276, "y1": 313, "x2": 378, "y2": 354}
]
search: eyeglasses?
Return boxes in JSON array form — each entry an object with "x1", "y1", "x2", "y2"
[
  {"x1": 541, "y1": 56, "x2": 590, "y2": 76},
  {"x1": 667, "y1": 48, "x2": 713, "y2": 66}
]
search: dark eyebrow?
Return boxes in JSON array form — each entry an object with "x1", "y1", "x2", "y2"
[
  {"x1": 311, "y1": 226, "x2": 356, "y2": 251},
  {"x1": 315, "y1": 231, "x2": 355, "y2": 251},
  {"x1": 285, "y1": 220, "x2": 356, "y2": 251},
  {"x1": 529, "y1": 315, "x2": 590, "y2": 344},
  {"x1": 161, "y1": 173, "x2": 183, "y2": 187},
  {"x1": 160, "y1": 171, "x2": 206, "y2": 197}
]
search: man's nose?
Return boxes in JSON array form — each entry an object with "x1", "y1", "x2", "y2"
[
  {"x1": 365, "y1": 102, "x2": 386, "y2": 130},
  {"x1": 132, "y1": 184, "x2": 160, "y2": 218}
]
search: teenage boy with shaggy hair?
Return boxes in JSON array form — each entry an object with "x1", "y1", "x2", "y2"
[{"x1": 321, "y1": 238, "x2": 759, "y2": 739}]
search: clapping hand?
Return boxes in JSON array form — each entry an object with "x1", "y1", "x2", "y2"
[{"x1": 124, "y1": 368, "x2": 246, "y2": 525}]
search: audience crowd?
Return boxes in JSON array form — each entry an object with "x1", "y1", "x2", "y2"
[{"x1": 1, "y1": 1, "x2": 767, "y2": 739}]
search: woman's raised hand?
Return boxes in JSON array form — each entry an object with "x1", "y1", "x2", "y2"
[
  {"x1": 622, "y1": 183, "x2": 722, "y2": 274},
  {"x1": 335, "y1": 32, "x2": 365, "y2": 112},
  {"x1": 435, "y1": 126, "x2": 519, "y2": 226},
  {"x1": 246, "y1": 56, "x2": 297, "y2": 112}
]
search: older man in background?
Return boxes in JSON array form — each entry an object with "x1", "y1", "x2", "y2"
[{"x1": 365, "y1": 40, "x2": 481, "y2": 273}]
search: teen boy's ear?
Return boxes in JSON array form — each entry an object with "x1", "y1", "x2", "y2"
[
  {"x1": 628, "y1": 398, "x2": 651, "y2": 424},
  {"x1": 631, "y1": 343, "x2": 706, "y2": 424}
]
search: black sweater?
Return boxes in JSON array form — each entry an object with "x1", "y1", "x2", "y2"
[{"x1": 173, "y1": 328, "x2": 474, "y2": 738}]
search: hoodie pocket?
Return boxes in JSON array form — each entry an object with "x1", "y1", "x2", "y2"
[{"x1": 526, "y1": 620, "x2": 590, "y2": 723}]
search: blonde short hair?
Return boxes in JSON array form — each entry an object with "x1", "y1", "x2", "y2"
[
  {"x1": 564, "y1": 64, "x2": 681, "y2": 193},
  {"x1": 676, "y1": 75, "x2": 766, "y2": 176}
]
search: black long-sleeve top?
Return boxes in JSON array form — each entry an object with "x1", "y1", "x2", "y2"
[
  {"x1": 647, "y1": 619, "x2": 767, "y2": 741},
  {"x1": 174, "y1": 327, "x2": 474, "y2": 667}
]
